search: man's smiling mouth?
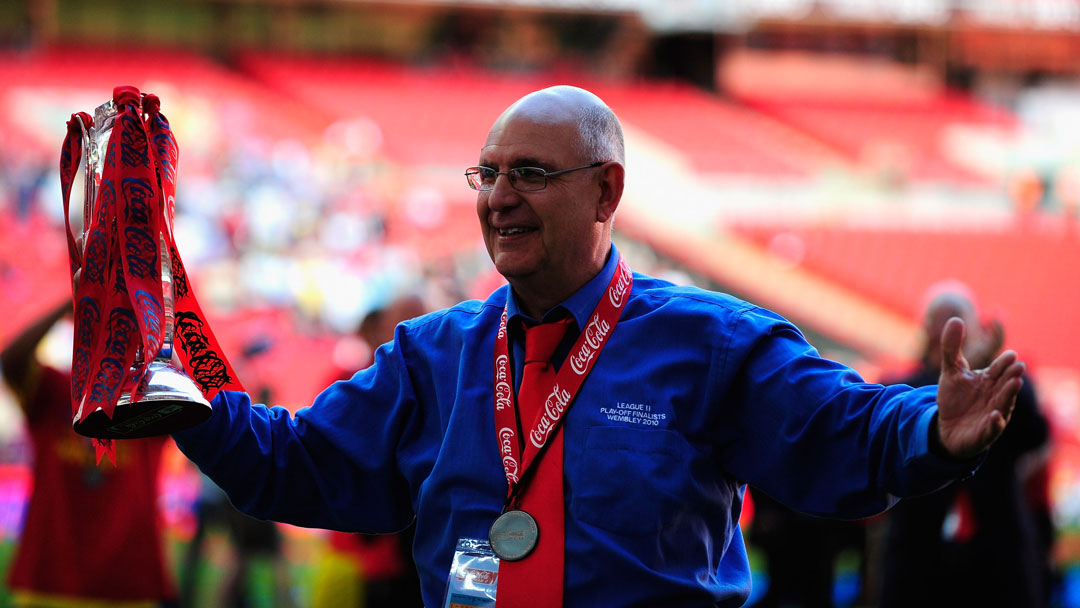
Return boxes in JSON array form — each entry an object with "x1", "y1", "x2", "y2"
[{"x1": 499, "y1": 227, "x2": 535, "y2": 236}]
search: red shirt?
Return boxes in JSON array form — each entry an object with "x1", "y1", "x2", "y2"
[{"x1": 8, "y1": 365, "x2": 175, "y2": 606}]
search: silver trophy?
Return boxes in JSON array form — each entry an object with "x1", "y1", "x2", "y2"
[{"x1": 71, "y1": 97, "x2": 211, "y2": 439}]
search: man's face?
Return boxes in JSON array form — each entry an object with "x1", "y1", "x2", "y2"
[{"x1": 476, "y1": 115, "x2": 601, "y2": 291}]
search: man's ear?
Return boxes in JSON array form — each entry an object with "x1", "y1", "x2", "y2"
[{"x1": 596, "y1": 161, "x2": 624, "y2": 223}]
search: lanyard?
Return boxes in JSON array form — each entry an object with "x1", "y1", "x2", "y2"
[{"x1": 492, "y1": 255, "x2": 633, "y2": 507}]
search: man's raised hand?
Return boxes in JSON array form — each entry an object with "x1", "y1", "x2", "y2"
[{"x1": 935, "y1": 317, "x2": 1026, "y2": 460}]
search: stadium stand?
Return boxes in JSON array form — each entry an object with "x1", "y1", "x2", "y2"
[
  {"x1": 237, "y1": 52, "x2": 848, "y2": 177},
  {"x1": 731, "y1": 221, "x2": 1080, "y2": 371},
  {"x1": 741, "y1": 95, "x2": 1019, "y2": 185}
]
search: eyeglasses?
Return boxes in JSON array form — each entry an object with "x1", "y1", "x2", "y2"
[{"x1": 464, "y1": 161, "x2": 606, "y2": 192}]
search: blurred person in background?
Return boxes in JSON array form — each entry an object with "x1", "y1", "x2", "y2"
[
  {"x1": 179, "y1": 338, "x2": 294, "y2": 608},
  {"x1": 313, "y1": 294, "x2": 426, "y2": 608},
  {"x1": 179, "y1": 472, "x2": 293, "y2": 608},
  {"x1": 172, "y1": 85, "x2": 1027, "y2": 607},
  {"x1": 0, "y1": 300, "x2": 176, "y2": 608},
  {"x1": 878, "y1": 284, "x2": 1051, "y2": 608}
]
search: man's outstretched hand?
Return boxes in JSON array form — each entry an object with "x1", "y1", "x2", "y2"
[{"x1": 935, "y1": 317, "x2": 1026, "y2": 460}]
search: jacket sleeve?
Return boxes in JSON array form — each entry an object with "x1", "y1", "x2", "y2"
[
  {"x1": 172, "y1": 333, "x2": 423, "y2": 533},
  {"x1": 715, "y1": 307, "x2": 980, "y2": 519}
]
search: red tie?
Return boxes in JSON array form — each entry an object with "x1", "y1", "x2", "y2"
[{"x1": 498, "y1": 318, "x2": 572, "y2": 608}]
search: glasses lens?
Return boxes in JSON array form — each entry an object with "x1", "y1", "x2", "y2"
[
  {"x1": 466, "y1": 167, "x2": 497, "y2": 190},
  {"x1": 511, "y1": 168, "x2": 547, "y2": 192}
]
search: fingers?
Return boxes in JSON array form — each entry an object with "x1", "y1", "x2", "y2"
[
  {"x1": 985, "y1": 349, "x2": 1019, "y2": 379},
  {"x1": 940, "y1": 317, "x2": 968, "y2": 375},
  {"x1": 963, "y1": 393, "x2": 1013, "y2": 458},
  {"x1": 990, "y1": 365, "x2": 1024, "y2": 420},
  {"x1": 946, "y1": 406, "x2": 1011, "y2": 460},
  {"x1": 982, "y1": 409, "x2": 1008, "y2": 446}
]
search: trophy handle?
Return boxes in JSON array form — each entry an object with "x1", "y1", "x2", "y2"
[{"x1": 73, "y1": 113, "x2": 92, "y2": 247}]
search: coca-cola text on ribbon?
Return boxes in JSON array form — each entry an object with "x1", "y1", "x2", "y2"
[{"x1": 529, "y1": 383, "x2": 571, "y2": 448}]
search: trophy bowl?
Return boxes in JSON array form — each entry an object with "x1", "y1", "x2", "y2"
[{"x1": 73, "y1": 358, "x2": 211, "y2": 439}]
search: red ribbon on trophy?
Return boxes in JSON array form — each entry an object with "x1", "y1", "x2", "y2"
[
  {"x1": 143, "y1": 93, "x2": 244, "y2": 398},
  {"x1": 59, "y1": 86, "x2": 242, "y2": 461}
]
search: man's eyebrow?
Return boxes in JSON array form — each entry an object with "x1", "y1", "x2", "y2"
[{"x1": 477, "y1": 157, "x2": 550, "y2": 169}]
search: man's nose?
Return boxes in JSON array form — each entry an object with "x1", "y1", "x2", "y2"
[{"x1": 486, "y1": 172, "x2": 520, "y2": 208}]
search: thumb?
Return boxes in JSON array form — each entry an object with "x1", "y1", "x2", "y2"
[{"x1": 940, "y1": 317, "x2": 968, "y2": 375}]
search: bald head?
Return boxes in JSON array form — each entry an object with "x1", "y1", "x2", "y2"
[
  {"x1": 495, "y1": 86, "x2": 625, "y2": 165},
  {"x1": 919, "y1": 289, "x2": 979, "y2": 367},
  {"x1": 923, "y1": 291, "x2": 976, "y2": 344}
]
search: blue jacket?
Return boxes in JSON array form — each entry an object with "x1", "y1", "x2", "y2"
[{"x1": 174, "y1": 245, "x2": 974, "y2": 607}]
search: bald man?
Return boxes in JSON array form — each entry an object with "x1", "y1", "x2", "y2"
[{"x1": 174, "y1": 86, "x2": 1026, "y2": 607}]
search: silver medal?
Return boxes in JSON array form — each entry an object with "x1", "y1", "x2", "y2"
[{"x1": 488, "y1": 509, "x2": 539, "y2": 561}]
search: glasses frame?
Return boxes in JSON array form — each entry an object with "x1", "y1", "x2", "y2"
[{"x1": 465, "y1": 161, "x2": 607, "y2": 192}]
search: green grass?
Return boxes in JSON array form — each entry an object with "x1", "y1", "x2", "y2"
[{"x1": 0, "y1": 527, "x2": 320, "y2": 608}]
